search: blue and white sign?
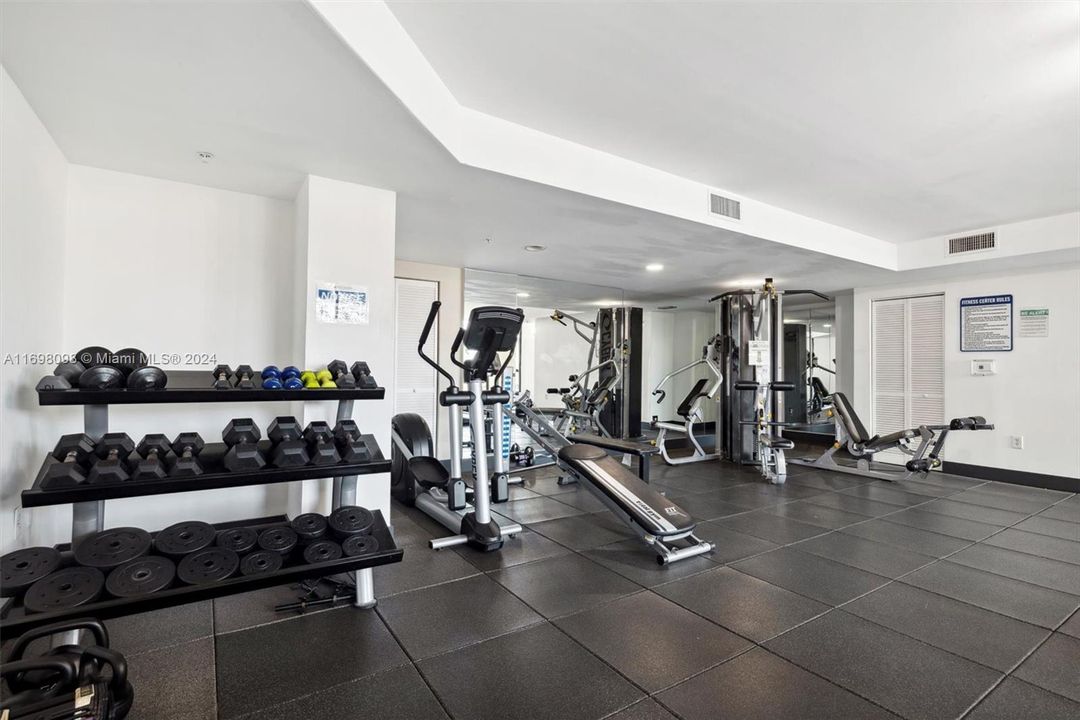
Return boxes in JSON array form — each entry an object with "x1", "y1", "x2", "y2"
[
  {"x1": 960, "y1": 294, "x2": 1012, "y2": 352},
  {"x1": 316, "y1": 283, "x2": 369, "y2": 325}
]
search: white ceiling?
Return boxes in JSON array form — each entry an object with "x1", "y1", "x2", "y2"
[{"x1": 389, "y1": 0, "x2": 1080, "y2": 242}]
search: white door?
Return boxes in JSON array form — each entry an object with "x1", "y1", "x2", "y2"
[
  {"x1": 871, "y1": 294, "x2": 945, "y2": 458},
  {"x1": 395, "y1": 278, "x2": 439, "y2": 453}
]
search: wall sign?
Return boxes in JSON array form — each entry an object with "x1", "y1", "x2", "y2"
[
  {"x1": 316, "y1": 283, "x2": 369, "y2": 325},
  {"x1": 960, "y1": 294, "x2": 1012, "y2": 352},
  {"x1": 1018, "y1": 307, "x2": 1050, "y2": 338},
  {"x1": 747, "y1": 340, "x2": 770, "y2": 366}
]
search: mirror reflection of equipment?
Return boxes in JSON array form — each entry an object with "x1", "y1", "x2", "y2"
[{"x1": 651, "y1": 335, "x2": 724, "y2": 465}]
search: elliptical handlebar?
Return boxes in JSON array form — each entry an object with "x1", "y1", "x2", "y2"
[{"x1": 417, "y1": 301, "x2": 456, "y2": 388}]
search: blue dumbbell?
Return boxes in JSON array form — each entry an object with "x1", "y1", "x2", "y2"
[
  {"x1": 282, "y1": 376, "x2": 303, "y2": 390},
  {"x1": 282, "y1": 366, "x2": 301, "y2": 381},
  {"x1": 262, "y1": 365, "x2": 283, "y2": 389}
]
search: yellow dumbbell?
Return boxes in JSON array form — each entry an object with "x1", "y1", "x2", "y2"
[
  {"x1": 299, "y1": 370, "x2": 319, "y2": 389},
  {"x1": 315, "y1": 369, "x2": 336, "y2": 388}
]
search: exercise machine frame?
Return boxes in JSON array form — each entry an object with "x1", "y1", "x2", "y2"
[{"x1": 651, "y1": 335, "x2": 724, "y2": 465}]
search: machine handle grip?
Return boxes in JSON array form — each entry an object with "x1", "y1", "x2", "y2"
[
  {"x1": 653, "y1": 389, "x2": 666, "y2": 403},
  {"x1": 418, "y1": 301, "x2": 440, "y2": 350},
  {"x1": 771, "y1": 382, "x2": 796, "y2": 392},
  {"x1": 734, "y1": 381, "x2": 759, "y2": 391}
]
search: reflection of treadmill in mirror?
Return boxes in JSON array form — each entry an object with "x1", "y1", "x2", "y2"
[{"x1": 391, "y1": 304, "x2": 526, "y2": 552}]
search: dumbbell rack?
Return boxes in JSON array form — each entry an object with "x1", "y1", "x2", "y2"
[{"x1": 2, "y1": 370, "x2": 401, "y2": 639}]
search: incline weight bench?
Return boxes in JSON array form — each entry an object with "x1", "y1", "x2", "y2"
[{"x1": 790, "y1": 392, "x2": 993, "y2": 482}]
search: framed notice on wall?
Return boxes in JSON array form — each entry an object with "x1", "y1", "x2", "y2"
[
  {"x1": 960, "y1": 294, "x2": 1012, "y2": 352},
  {"x1": 316, "y1": 283, "x2": 370, "y2": 325}
]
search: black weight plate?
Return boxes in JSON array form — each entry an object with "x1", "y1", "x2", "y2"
[
  {"x1": 23, "y1": 567, "x2": 105, "y2": 614},
  {"x1": 73, "y1": 527, "x2": 152, "y2": 569},
  {"x1": 257, "y1": 527, "x2": 298, "y2": 556},
  {"x1": 176, "y1": 548, "x2": 239, "y2": 585},
  {"x1": 127, "y1": 366, "x2": 168, "y2": 391},
  {"x1": 78, "y1": 365, "x2": 123, "y2": 390},
  {"x1": 327, "y1": 505, "x2": 375, "y2": 539},
  {"x1": 155, "y1": 521, "x2": 215, "y2": 557},
  {"x1": 105, "y1": 556, "x2": 176, "y2": 598},
  {"x1": 75, "y1": 346, "x2": 112, "y2": 368},
  {"x1": 0, "y1": 546, "x2": 62, "y2": 597},
  {"x1": 111, "y1": 348, "x2": 148, "y2": 374},
  {"x1": 289, "y1": 513, "x2": 328, "y2": 544},
  {"x1": 302, "y1": 540, "x2": 342, "y2": 565},
  {"x1": 342, "y1": 534, "x2": 380, "y2": 557},
  {"x1": 216, "y1": 527, "x2": 258, "y2": 554},
  {"x1": 239, "y1": 550, "x2": 283, "y2": 577}
]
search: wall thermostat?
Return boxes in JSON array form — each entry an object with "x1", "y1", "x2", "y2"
[{"x1": 971, "y1": 359, "x2": 996, "y2": 376}]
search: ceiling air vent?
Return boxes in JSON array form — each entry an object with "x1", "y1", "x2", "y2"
[
  {"x1": 947, "y1": 232, "x2": 996, "y2": 256},
  {"x1": 709, "y1": 192, "x2": 741, "y2": 220}
]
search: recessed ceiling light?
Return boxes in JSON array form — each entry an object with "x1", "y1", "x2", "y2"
[
  {"x1": 646, "y1": 263, "x2": 664, "y2": 272},
  {"x1": 823, "y1": 323, "x2": 832, "y2": 328},
  {"x1": 523, "y1": 244, "x2": 546, "y2": 252},
  {"x1": 197, "y1": 151, "x2": 214, "y2": 163},
  {"x1": 657, "y1": 305, "x2": 678, "y2": 310},
  {"x1": 516, "y1": 292, "x2": 530, "y2": 298}
]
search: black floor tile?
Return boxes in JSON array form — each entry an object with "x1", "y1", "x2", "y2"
[
  {"x1": 667, "y1": 491, "x2": 749, "y2": 521},
  {"x1": 765, "y1": 500, "x2": 871, "y2": 530},
  {"x1": 214, "y1": 583, "x2": 342, "y2": 635},
  {"x1": 491, "y1": 553, "x2": 640, "y2": 618},
  {"x1": 377, "y1": 574, "x2": 542, "y2": 659},
  {"x1": 948, "y1": 488, "x2": 1057, "y2": 515},
  {"x1": 784, "y1": 469, "x2": 869, "y2": 492},
  {"x1": 918, "y1": 498, "x2": 1030, "y2": 526},
  {"x1": 688, "y1": 521, "x2": 779, "y2": 563},
  {"x1": 948, "y1": 543, "x2": 1080, "y2": 595},
  {"x1": 965, "y1": 677, "x2": 1080, "y2": 720},
  {"x1": 731, "y1": 547, "x2": 890, "y2": 606},
  {"x1": 882, "y1": 508, "x2": 1003, "y2": 541},
  {"x1": 604, "y1": 699, "x2": 679, "y2": 720},
  {"x1": 106, "y1": 600, "x2": 213, "y2": 657},
  {"x1": 1014, "y1": 515, "x2": 1080, "y2": 541},
  {"x1": 1060, "y1": 608, "x2": 1080, "y2": 639},
  {"x1": 655, "y1": 566, "x2": 828, "y2": 642},
  {"x1": 127, "y1": 637, "x2": 216, "y2": 720},
  {"x1": 499, "y1": 496, "x2": 586, "y2": 524},
  {"x1": 656, "y1": 646, "x2": 900, "y2": 720},
  {"x1": 838, "y1": 484, "x2": 938, "y2": 507},
  {"x1": 453, "y1": 528, "x2": 570, "y2": 571},
  {"x1": 549, "y1": 486, "x2": 610, "y2": 512},
  {"x1": 717, "y1": 511, "x2": 829, "y2": 544},
  {"x1": 582, "y1": 538, "x2": 717, "y2": 588},
  {"x1": 976, "y1": 481, "x2": 1070, "y2": 502},
  {"x1": 237, "y1": 664, "x2": 449, "y2": 720},
  {"x1": 907, "y1": 472, "x2": 987, "y2": 491},
  {"x1": 654, "y1": 472, "x2": 746, "y2": 495},
  {"x1": 1012, "y1": 632, "x2": 1080, "y2": 702},
  {"x1": 983, "y1": 528, "x2": 1080, "y2": 566},
  {"x1": 712, "y1": 486, "x2": 807, "y2": 510},
  {"x1": 801, "y1": 492, "x2": 907, "y2": 518},
  {"x1": 389, "y1": 510, "x2": 437, "y2": 548},
  {"x1": 556, "y1": 591, "x2": 751, "y2": 692},
  {"x1": 902, "y1": 560, "x2": 1080, "y2": 629},
  {"x1": 1037, "y1": 501, "x2": 1080, "y2": 523},
  {"x1": 766, "y1": 611, "x2": 1001, "y2": 720},
  {"x1": 418, "y1": 622, "x2": 644, "y2": 720},
  {"x1": 840, "y1": 518, "x2": 971, "y2": 557},
  {"x1": 373, "y1": 543, "x2": 480, "y2": 599},
  {"x1": 793, "y1": 531, "x2": 935, "y2": 578},
  {"x1": 215, "y1": 608, "x2": 408, "y2": 718},
  {"x1": 517, "y1": 473, "x2": 578, "y2": 496},
  {"x1": 844, "y1": 583, "x2": 1050, "y2": 672},
  {"x1": 529, "y1": 512, "x2": 635, "y2": 550}
]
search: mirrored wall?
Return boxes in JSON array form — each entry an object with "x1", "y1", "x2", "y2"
[{"x1": 783, "y1": 301, "x2": 837, "y2": 427}]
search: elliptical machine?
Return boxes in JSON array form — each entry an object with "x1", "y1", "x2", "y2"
[{"x1": 391, "y1": 302, "x2": 526, "y2": 552}]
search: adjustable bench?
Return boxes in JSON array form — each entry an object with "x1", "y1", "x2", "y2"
[{"x1": 790, "y1": 391, "x2": 994, "y2": 482}]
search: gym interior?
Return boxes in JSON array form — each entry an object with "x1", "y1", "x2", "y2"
[{"x1": 1, "y1": 2, "x2": 1078, "y2": 719}]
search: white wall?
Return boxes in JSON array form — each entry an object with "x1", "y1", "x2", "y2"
[
  {"x1": 394, "y1": 259, "x2": 463, "y2": 456},
  {"x1": 853, "y1": 264, "x2": 1080, "y2": 478},
  {"x1": 0, "y1": 66, "x2": 69, "y2": 552},
  {"x1": 642, "y1": 309, "x2": 717, "y2": 426}
]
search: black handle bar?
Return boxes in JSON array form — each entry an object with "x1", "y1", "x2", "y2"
[{"x1": 417, "y1": 301, "x2": 456, "y2": 388}]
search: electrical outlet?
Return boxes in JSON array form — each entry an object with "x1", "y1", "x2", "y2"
[{"x1": 1010, "y1": 435, "x2": 1024, "y2": 450}]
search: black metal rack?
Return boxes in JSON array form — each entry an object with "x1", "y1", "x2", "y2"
[{"x1": 0, "y1": 513, "x2": 402, "y2": 639}]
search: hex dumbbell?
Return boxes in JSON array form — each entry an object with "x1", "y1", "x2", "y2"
[
  {"x1": 268, "y1": 417, "x2": 310, "y2": 467},
  {"x1": 233, "y1": 365, "x2": 256, "y2": 389},
  {"x1": 87, "y1": 432, "x2": 135, "y2": 484},
  {"x1": 223, "y1": 418, "x2": 266, "y2": 471},
  {"x1": 350, "y1": 361, "x2": 378, "y2": 389},
  {"x1": 171, "y1": 432, "x2": 206, "y2": 476},
  {"x1": 211, "y1": 364, "x2": 233, "y2": 389},
  {"x1": 133, "y1": 434, "x2": 171, "y2": 480},
  {"x1": 303, "y1": 422, "x2": 340, "y2": 465},
  {"x1": 333, "y1": 420, "x2": 370, "y2": 463},
  {"x1": 326, "y1": 360, "x2": 357, "y2": 388},
  {"x1": 42, "y1": 434, "x2": 95, "y2": 487}
]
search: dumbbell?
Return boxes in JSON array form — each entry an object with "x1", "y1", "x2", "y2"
[
  {"x1": 87, "y1": 433, "x2": 135, "y2": 483},
  {"x1": 261, "y1": 366, "x2": 283, "y2": 390},
  {"x1": 127, "y1": 365, "x2": 168, "y2": 390},
  {"x1": 299, "y1": 371, "x2": 319, "y2": 389},
  {"x1": 233, "y1": 364, "x2": 256, "y2": 389},
  {"x1": 111, "y1": 348, "x2": 147, "y2": 377},
  {"x1": 350, "y1": 361, "x2": 378, "y2": 389},
  {"x1": 133, "y1": 435, "x2": 172, "y2": 480},
  {"x1": 268, "y1": 417, "x2": 310, "y2": 467},
  {"x1": 282, "y1": 366, "x2": 301, "y2": 382},
  {"x1": 211, "y1": 364, "x2": 233, "y2": 390},
  {"x1": 42, "y1": 434, "x2": 95, "y2": 487},
  {"x1": 35, "y1": 360, "x2": 86, "y2": 391},
  {"x1": 78, "y1": 365, "x2": 124, "y2": 390},
  {"x1": 223, "y1": 418, "x2": 266, "y2": 471},
  {"x1": 75, "y1": 346, "x2": 112, "y2": 368},
  {"x1": 303, "y1": 421, "x2": 341, "y2": 465},
  {"x1": 333, "y1": 420, "x2": 371, "y2": 463},
  {"x1": 314, "y1": 370, "x2": 336, "y2": 388},
  {"x1": 171, "y1": 432, "x2": 205, "y2": 476},
  {"x1": 326, "y1": 360, "x2": 357, "y2": 388}
]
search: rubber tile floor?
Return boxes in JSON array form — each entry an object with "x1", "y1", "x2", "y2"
[{"x1": 96, "y1": 458, "x2": 1079, "y2": 720}]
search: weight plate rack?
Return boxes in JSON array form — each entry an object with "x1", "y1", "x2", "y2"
[{"x1": 3, "y1": 365, "x2": 400, "y2": 638}]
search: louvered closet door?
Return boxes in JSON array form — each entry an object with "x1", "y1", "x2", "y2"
[
  {"x1": 872, "y1": 299, "x2": 908, "y2": 436},
  {"x1": 395, "y1": 278, "x2": 439, "y2": 453},
  {"x1": 907, "y1": 295, "x2": 945, "y2": 427}
]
